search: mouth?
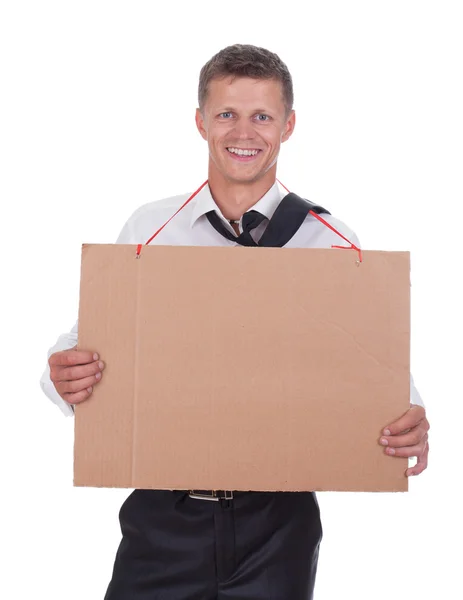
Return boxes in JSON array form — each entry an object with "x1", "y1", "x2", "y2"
[{"x1": 225, "y1": 146, "x2": 262, "y2": 162}]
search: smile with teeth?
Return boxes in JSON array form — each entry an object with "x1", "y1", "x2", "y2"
[{"x1": 227, "y1": 147, "x2": 261, "y2": 156}]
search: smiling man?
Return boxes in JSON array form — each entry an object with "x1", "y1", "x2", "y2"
[
  {"x1": 195, "y1": 74, "x2": 295, "y2": 221},
  {"x1": 41, "y1": 44, "x2": 430, "y2": 599}
]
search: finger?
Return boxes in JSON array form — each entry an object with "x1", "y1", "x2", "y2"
[
  {"x1": 52, "y1": 360, "x2": 105, "y2": 383},
  {"x1": 63, "y1": 387, "x2": 94, "y2": 405},
  {"x1": 379, "y1": 425, "x2": 427, "y2": 449},
  {"x1": 384, "y1": 434, "x2": 428, "y2": 458},
  {"x1": 49, "y1": 349, "x2": 99, "y2": 367},
  {"x1": 406, "y1": 441, "x2": 429, "y2": 477},
  {"x1": 58, "y1": 373, "x2": 103, "y2": 394},
  {"x1": 383, "y1": 405, "x2": 426, "y2": 436}
]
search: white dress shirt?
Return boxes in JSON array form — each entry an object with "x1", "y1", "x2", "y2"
[{"x1": 40, "y1": 180, "x2": 424, "y2": 416}]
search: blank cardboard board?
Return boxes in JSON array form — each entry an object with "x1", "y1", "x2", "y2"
[{"x1": 75, "y1": 245, "x2": 410, "y2": 492}]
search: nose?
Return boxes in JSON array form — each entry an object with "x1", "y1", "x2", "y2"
[{"x1": 232, "y1": 117, "x2": 256, "y2": 140}]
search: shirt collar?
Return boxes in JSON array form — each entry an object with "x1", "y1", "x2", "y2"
[{"x1": 190, "y1": 180, "x2": 286, "y2": 228}]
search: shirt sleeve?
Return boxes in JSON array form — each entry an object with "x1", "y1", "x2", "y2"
[
  {"x1": 39, "y1": 210, "x2": 141, "y2": 416},
  {"x1": 410, "y1": 372, "x2": 425, "y2": 407}
]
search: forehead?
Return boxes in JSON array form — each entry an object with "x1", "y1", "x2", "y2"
[{"x1": 205, "y1": 76, "x2": 285, "y2": 111}]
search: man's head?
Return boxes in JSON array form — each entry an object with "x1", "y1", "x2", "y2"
[{"x1": 195, "y1": 44, "x2": 295, "y2": 186}]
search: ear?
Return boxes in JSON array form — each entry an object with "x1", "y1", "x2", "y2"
[
  {"x1": 281, "y1": 110, "x2": 296, "y2": 143},
  {"x1": 195, "y1": 108, "x2": 208, "y2": 141}
]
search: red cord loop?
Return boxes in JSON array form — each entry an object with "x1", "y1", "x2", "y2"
[
  {"x1": 135, "y1": 179, "x2": 361, "y2": 262},
  {"x1": 308, "y1": 211, "x2": 363, "y2": 263},
  {"x1": 135, "y1": 180, "x2": 208, "y2": 257}
]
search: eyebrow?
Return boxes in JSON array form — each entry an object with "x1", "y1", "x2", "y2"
[{"x1": 217, "y1": 107, "x2": 273, "y2": 114}]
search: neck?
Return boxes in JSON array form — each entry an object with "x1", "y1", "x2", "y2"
[{"x1": 208, "y1": 164, "x2": 277, "y2": 220}]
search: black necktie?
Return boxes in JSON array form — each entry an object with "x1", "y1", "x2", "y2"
[
  {"x1": 207, "y1": 210, "x2": 266, "y2": 246},
  {"x1": 206, "y1": 193, "x2": 330, "y2": 248}
]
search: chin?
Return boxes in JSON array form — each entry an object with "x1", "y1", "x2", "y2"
[
  {"x1": 226, "y1": 165, "x2": 265, "y2": 181},
  {"x1": 227, "y1": 172, "x2": 265, "y2": 184}
]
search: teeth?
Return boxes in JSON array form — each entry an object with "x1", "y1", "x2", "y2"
[{"x1": 227, "y1": 147, "x2": 259, "y2": 156}]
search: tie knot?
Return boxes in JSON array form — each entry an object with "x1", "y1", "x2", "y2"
[{"x1": 242, "y1": 210, "x2": 266, "y2": 232}]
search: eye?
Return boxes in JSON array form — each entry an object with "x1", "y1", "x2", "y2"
[
  {"x1": 219, "y1": 112, "x2": 233, "y2": 119},
  {"x1": 256, "y1": 114, "x2": 271, "y2": 121}
]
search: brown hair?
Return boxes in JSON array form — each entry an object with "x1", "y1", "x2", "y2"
[{"x1": 198, "y1": 44, "x2": 293, "y2": 115}]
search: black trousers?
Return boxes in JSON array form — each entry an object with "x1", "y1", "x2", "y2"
[{"x1": 104, "y1": 489, "x2": 323, "y2": 600}]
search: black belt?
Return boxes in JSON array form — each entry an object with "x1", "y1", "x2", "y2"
[{"x1": 188, "y1": 490, "x2": 234, "y2": 502}]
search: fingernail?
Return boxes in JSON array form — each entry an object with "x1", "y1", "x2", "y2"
[
  {"x1": 380, "y1": 438, "x2": 388, "y2": 446},
  {"x1": 383, "y1": 429, "x2": 391, "y2": 436},
  {"x1": 98, "y1": 361, "x2": 104, "y2": 370},
  {"x1": 386, "y1": 448, "x2": 395, "y2": 455},
  {"x1": 95, "y1": 372, "x2": 101, "y2": 380},
  {"x1": 93, "y1": 353, "x2": 99, "y2": 361},
  {"x1": 87, "y1": 386, "x2": 93, "y2": 393}
]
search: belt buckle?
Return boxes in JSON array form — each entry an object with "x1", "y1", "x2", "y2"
[
  {"x1": 188, "y1": 490, "x2": 219, "y2": 502},
  {"x1": 188, "y1": 490, "x2": 234, "y2": 502}
]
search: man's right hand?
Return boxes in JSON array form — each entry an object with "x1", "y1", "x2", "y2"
[{"x1": 48, "y1": 347, "x2": 105, "y2": 405}]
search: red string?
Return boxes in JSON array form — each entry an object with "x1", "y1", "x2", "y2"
[
  {"x1": 136, "y1": 180, "x2": 208, "y2": 256},
  {"x1": 278, "y1": 178, "x2": 362, "y2": 262},
  {"x1": 137, "y1": 178, "x2": 362, "y2": 262},
  {"x1": 309, "y1": 211, "x2": 363, "y2": 263},
  {"x1": 276, "y1": 178, "x2": 290, "y2": 193}
]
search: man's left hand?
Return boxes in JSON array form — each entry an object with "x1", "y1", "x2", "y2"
[{"x1": 380, "y1": 405, "x2": 430, "y2": 477}]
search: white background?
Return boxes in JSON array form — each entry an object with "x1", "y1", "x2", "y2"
[{"x1": 1, "y1": 1, "x2": 462, "y2": 598}]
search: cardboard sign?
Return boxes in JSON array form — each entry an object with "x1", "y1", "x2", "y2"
[{"x1": 75, "y1": 245, "x2": 410, "y2": 492}]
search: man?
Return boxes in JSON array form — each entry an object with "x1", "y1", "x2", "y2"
[{"x1": 40, "y1": 44, "x2": 430, "y2": 599}]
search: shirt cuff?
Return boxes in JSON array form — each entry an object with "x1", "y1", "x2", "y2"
[{"x1": 410, "y1": 372, "x2": 425, "y2": 408}]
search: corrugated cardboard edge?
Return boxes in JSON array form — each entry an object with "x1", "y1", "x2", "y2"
[{"x1": 74, "y1": 245, "x2": 410, "y2": 493}]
